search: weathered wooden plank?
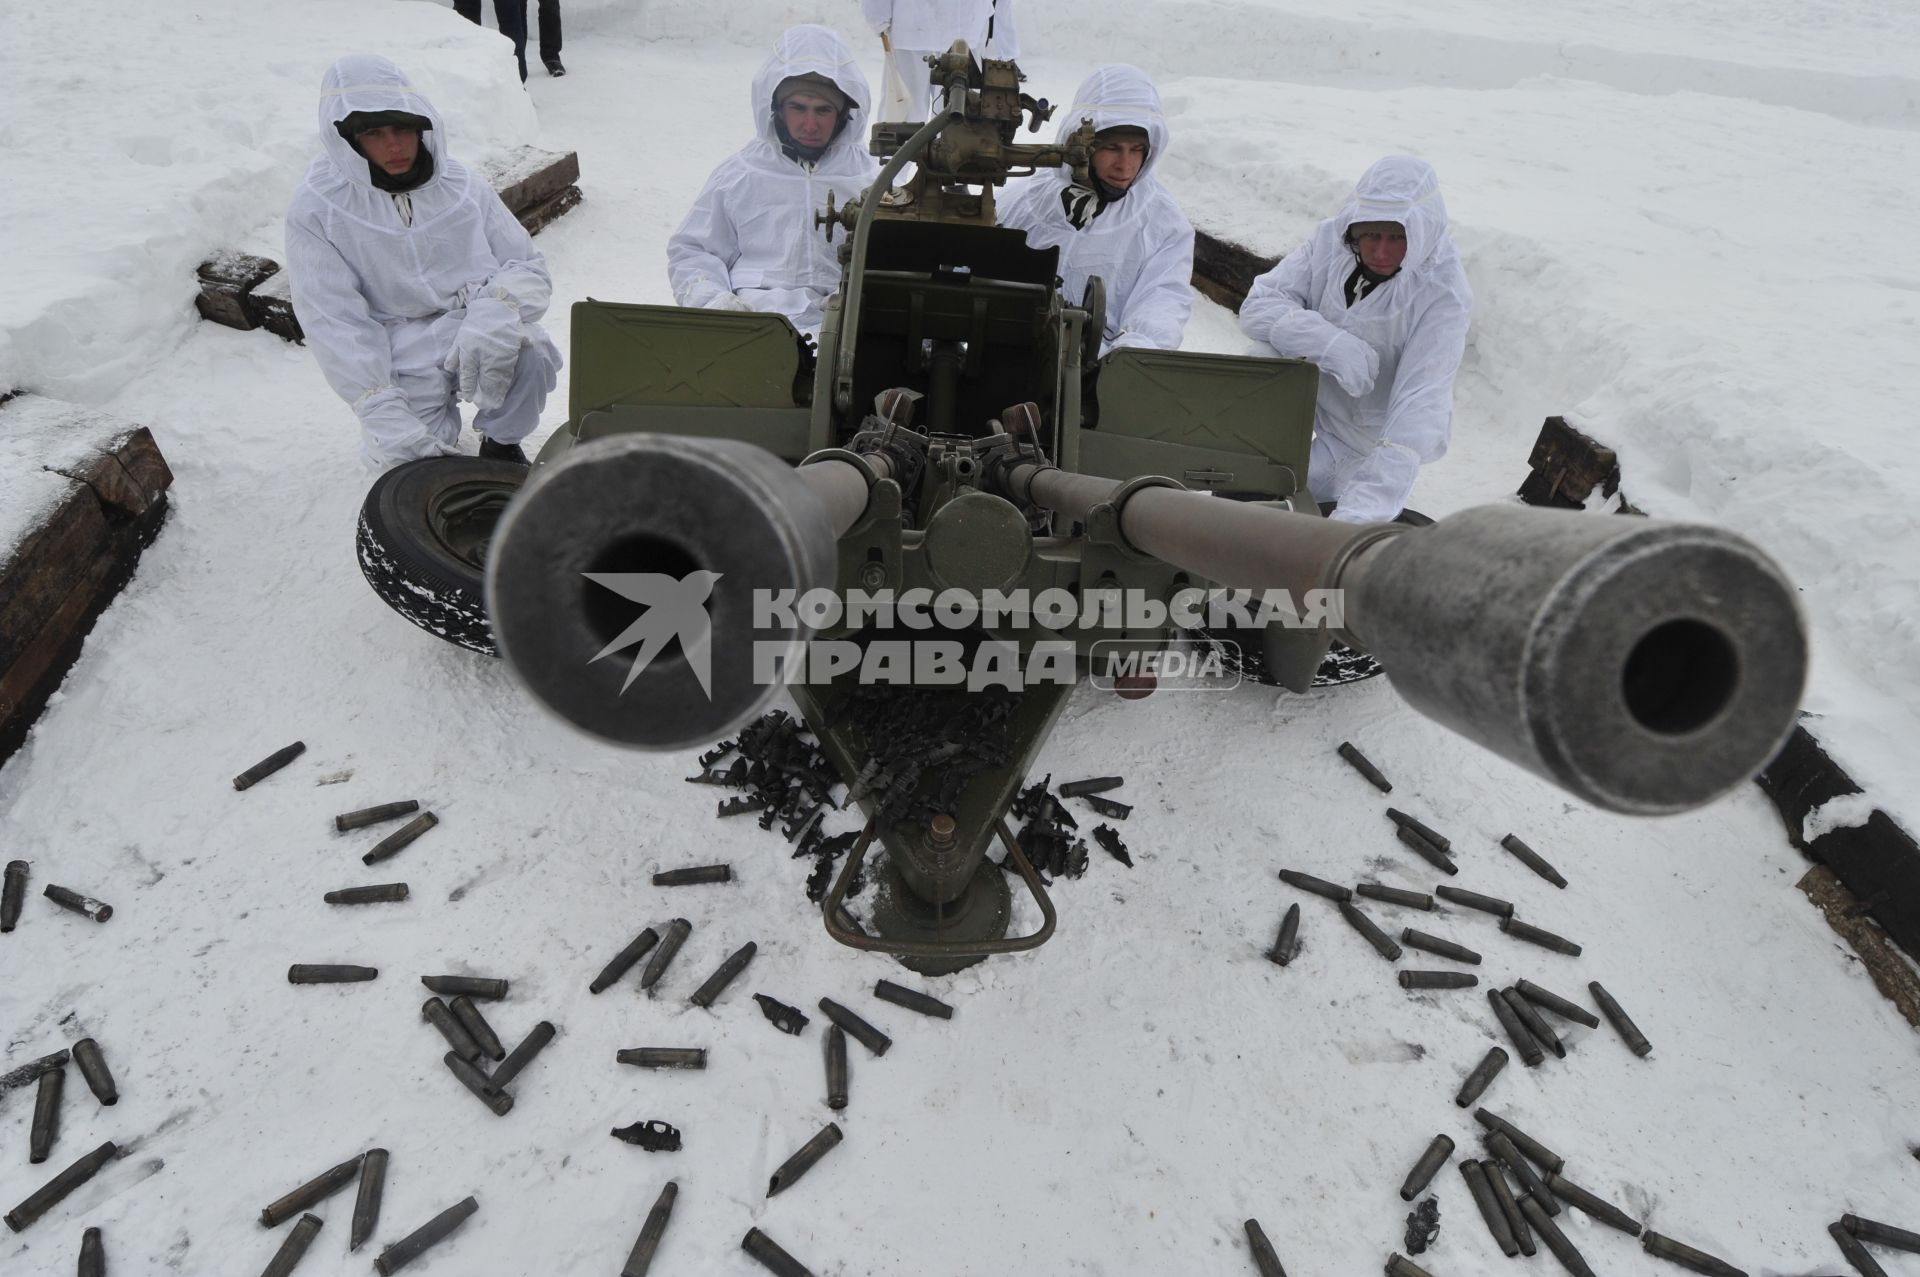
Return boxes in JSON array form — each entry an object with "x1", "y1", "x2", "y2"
[
  {"x1": 518, "y1": 184, "x2": 582, "y2": 237},
  {"x1": 1191, "y1": 229, "x2": 1280, "y2": 314},
  {"x1": 194, "y1": 251, "x2": 279, "y2": 330},
  {"x1": 246, "y1": 270, "x2": 304, "y2": 344},
  {"x1": 479, "y1": 146, "x2": 581, "y2": 218},
  {"x1": 0, "y1": 397, "x2": 175, "y2": 768},
  {"x1": 1516, "y1": 415, "x2": 1621, "y2": 508}
]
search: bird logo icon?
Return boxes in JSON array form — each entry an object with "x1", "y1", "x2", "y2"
[{"x1": 581, "y1": 570, "x2": 724, "y2": 697}]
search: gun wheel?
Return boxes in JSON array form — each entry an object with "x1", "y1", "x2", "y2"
[{"x1": 356, "y1": 456, "x2": 528, "y2": 656}]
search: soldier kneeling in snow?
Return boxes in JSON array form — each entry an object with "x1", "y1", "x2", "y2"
[
  {"x1": 666, "y1": 26, "x2": 880, "y2": 341},
  {"x1": 286, "y1": 53, "x2": 561, "y2": 471},
  {"x1": 1240, "y1": 156, "x2": 1473, "y2": 524},
  {"x1": 998, "y1": 65, "x2": 1196, "y2": 356}
]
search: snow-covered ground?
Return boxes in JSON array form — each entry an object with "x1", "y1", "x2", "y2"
[{"x1": 4, "y1": 2, "x2": 1919, "y2": 1274}]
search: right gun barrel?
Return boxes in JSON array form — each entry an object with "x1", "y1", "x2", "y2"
[{"x1": 1011, "y1": 464, "x2": 1805, "y2": 815}]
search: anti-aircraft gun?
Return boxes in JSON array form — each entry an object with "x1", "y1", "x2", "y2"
[{"x1": 485, "y1": 44, "x2": 1808, "y2": 973}]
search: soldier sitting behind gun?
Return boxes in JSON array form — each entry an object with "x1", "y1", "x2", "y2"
[
  {"x1": 666, "y1": 25, "x2": 880, "y2": 340},
  {"x1": 286, "y1": 54, "x2": 562, "y2": 471},
  {"x1": 998, "y1": 65, "x2": 1196, "y2": 356}
]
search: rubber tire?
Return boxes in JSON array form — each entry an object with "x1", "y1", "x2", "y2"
[{"x1": 356, "y1": 457, "x2": 528, "y2": 656}]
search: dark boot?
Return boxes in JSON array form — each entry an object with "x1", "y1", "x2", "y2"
[
  {"x1": 543, "y1": 57, "x2": 566, "y2": 76},
  {"x1": 479, "y1": 437, "x2": 529, "y2": 465}
]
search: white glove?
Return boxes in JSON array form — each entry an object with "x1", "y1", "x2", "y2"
[
  {"x1": 1319, "y1": 332, "x2": 1379, "y2": 397},
  {"x1": 705, "y1": 291, "x2": 755, "y2": 313},
  {"x1": 443, "y1": 295, "x2": 524, "y2": 412},
  {"x1": 356, "y1": 387, "x2": 459, "y2": 470}
]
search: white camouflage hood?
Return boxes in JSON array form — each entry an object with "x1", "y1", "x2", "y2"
[
  {"x1": 1054, "y1": 64, "x2": 1171, "y2": 186},
  {"x1": 750, "y1": 25, "x2": 872, "y2": 159},
  {"x1": 317, "y1": 53, "x2": 446, "y2": 193},
  {"x1": 1333, "y1": 155, "x2": 1450, "y2": 275}
]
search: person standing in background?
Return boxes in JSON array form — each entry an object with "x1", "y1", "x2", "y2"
[
  {"x1": 455, "y1": 0, "x2": 565, "y2": 80},
  {"x1": 863, "y1": 0, "x2": 1017, "y2": 120}
]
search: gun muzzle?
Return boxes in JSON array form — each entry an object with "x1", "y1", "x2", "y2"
[{"x1": 487, "y1": 435, "x2": 841, "y2": 750}]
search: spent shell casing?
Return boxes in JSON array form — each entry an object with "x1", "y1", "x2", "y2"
[
  {"x1": 324, "y1": 883, "x2": 409, "y2": 905},
  {"x1": 1, "y1": 859, "x2": 26, "y2": 931},
  {"x1": 617, "y1": 1048, "x2": 707, "y2": 1070},
  {"x1": 259, "y1": 1211, "x2": 323, "y2": 1277},
  {"x1": 1501, "y1": 916, "x2": 1582, "y2": 956},
  {"x1": 420, "y1": 975, "x2": 508, "y2": 1000},
  {"x1": 1842, "y1": 1213, "x2": 1920, "y2": 1253},
  {"x1": 442, "y1": 1051, "x2": 512, "y2": 1116},
  {"x1": 873, "y1": 979, "x2": 954, "y2": 1019},
  {"x1": 350, "y1": 1148, "x2": 388, "y2": 1252},
  {"x1": 259, "y1": 1153, "x2": 362, "y2": 1227},
  {"x1": 1395, "y1": 825, "x2": 1458, "y2": 875},
  {"x1": 1398, "y1": 970, "x2": 1478, "y2": 990},
  {"x1": 1514, "y1": 980, "x2": 1601, "y2": 1029},
  {"x1": 1355, "y1": 882, "x2": 1435, "y2": 911},
  {"x1": 1640, "y1": 1229, "x2": 1746, "y2": 1277},
  {"x1": 652, "y1": 864, "x2": 732, "y2": 886},
  {"x1": 1386, "y1": 1251, "x2": 1436, "y2": 1277},
  {"x1": 1267, "y1": 902, "x2": 1301, "y2": 966},
  {"x1": 29, "y1": 1065, "x2": 64, "y2": 1163},
  {"x1": 1589, "y1": 981, "x2": 1653, "y2": 1057},
  {"x1": 287, "y1": 964, "x2": 376, "y2": 983},
  {"x1": 640, "y1": 918, "x2": 692, "y2": 993},
  {"x1": 1545, "y1": 1171, "x2": 1641, "y2": 1235},
  {"x1": 1243, "y1": 1218, "x2": 1288, "y2": 1277},
  {"x1": 1400, "y1": 1134, "x2": 1455, "y2": 1200},
  {"x1": 1435, "y1": 885, "x2": 1514, "y2": 918},
  {"x1": 591, "y1": 927, "x2": 660, "y2": 994},
  {"x1": 1473, "y1": 1109, "x2": 1564, "y2": 1174},
  {"x1": 689, "y1": 942, "x2": 757, "y2": 1008},
  {"x1": 1500, "y1": 833, "x2": 1568, "y2": 887},
  {"x1": 1454, "y1": 1047, "x2": 1508, "y2": 1108},
  {"x1": 43, "y1": 885, "x2": 113, "y2": 923},
  {"x1": 490, "y1": 1020, "x2": 556, "y2": 1089},
  {"x1": 1460, "y1": 1159, "x2": 1519, "y2": 1257},
  {"x1": 1, "y1": 1050, "x2": 71, "y2": 1092},
  {"x1": 1337, "y1": 901, "x2": 1402, "y2": 961},
  {"x1": 1386, "y1": 808, "x2": 1452, "y2": 851},
  {"x1": 818, "y1": 998, "x2": 891, "y2": 1056},
  {"x1": 1522, "y1": 1196, "x2": 1597, "y2": 1277},
  {"x1": 334, "y1": 800, "x2": 420, "y2": 832},
  {"x1": 1485, "y1": 1160, "x2": 1536, "y2": 1256},
  {"x1": 79, "y1": 1226, "x2": 105, "y2": 1276},
  {"x1": 768, "y1": 1122, "x2": 844, "y2": 1196},
  {"x1": 362, "y1": 812, "x2": 437, "y2": 866},
  {"x1": 1278, "y1": 869, "x2": 1352, "y2": 902},
  {"x1": 825, "y1": 1026, "x2": 848, "y2": 1111},
  {"x1": 373, "y1": 1195, "x2": 478, "y2": 1275},
  {"x1": 449, "y1": 996, "x2": 506, "y2": 1060},
  {"x1": 1336, "y1": 741, "x2": 1392, "y2": 792},
  {"x1": 741, "y1": 1227, "x2": 813, "y2": 1277},
  {"x1": 233, "y1": 741, "x2": 305, "y2": 790},
  {"x1": 1829, "y1": 1221, "x2": 1892, "y2": 1276},
  {"x1": 1059, "y1": 776, "x2": 1124, "y2": 797},
  {"x1": 1487, "y1": 990, "x2": 1544, "y2": 1066},
  {"x1": 1502, "y1": 988, "x2": 1566, "y2": 1059},
  {"x1": 621, "y1": 1180, "x2": 678, "y2": 1277},
  {"x1": 5, "y1": 1140, "x2": 118, "y2": 1233},
  {"x1": 422, "y1": 999, "x2": 484, "y2": 1063},
  {"x1": 1401, "y1": 929, "x2": 1482, "y2": 964},
  {"x1": 1485, "y1": 1131, "x2": 1558, "y2": 1215}
]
